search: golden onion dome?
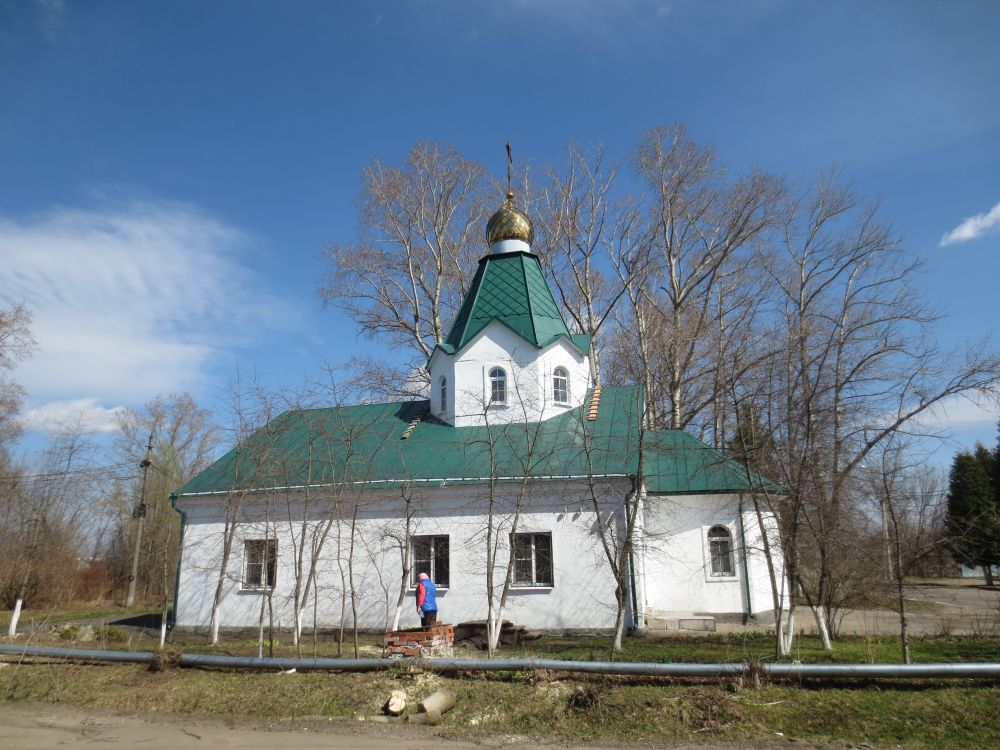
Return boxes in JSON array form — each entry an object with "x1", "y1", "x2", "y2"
[{"x1": 485, "y1": 192, "x2": 534, "y2": 248}]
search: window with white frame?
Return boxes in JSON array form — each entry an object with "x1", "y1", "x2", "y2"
[
  {"x1": 411, "y1": 535, "x2": 450, "y2": 587},
  {"x1": 243, "y1": 539, "x2": 277, "y2": 589},
  {"x1": 489, "y1": 366, "x2": 507, "y2": 404},
  {"x1": 439, "y1": 376, "x2": 448, "y2": 413},
  {"x1": 552, "y1": 366, "x2": 569, "y2": 404},
  {"x1": 707, "y1": 525, "x2": 735, "y2": 577},
  {"x1": 512, "y1": 532, "x2": 553, "y2": 587}
]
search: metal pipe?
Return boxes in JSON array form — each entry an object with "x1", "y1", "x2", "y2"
[
  {"x1": 767, "y1": 663, "x2": 1000, "y2": 679},
  {"x1": 3, "y1": 644, "x2": 1000, "y2": 679},
  {"x1": 0, "y1": 645, "x2": 154, "y2": 664},
  {"x1": 179, "y1": 653, "x2": 391, "y2": 671}
]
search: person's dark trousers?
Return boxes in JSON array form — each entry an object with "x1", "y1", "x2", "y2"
[{"x1": 421, "y1": 610, "x2": 438, "y2": 627}]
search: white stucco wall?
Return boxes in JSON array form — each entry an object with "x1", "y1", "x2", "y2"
[
  {"x1": 640, "y1": 493, "x2": 785, "y2": 617},
  {"x1": 174, "y1": 482, "x2": 782, "y2": 632},
  {"x1": 174, "y1": 480, "x2": 630, "y2": 632},
  {"x1": 428, "y1": 322, "x2": 590, "y2": 428}
]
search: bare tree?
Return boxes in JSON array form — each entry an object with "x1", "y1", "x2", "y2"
[
  {"x1": 535, "y1": 143, "x2": 634, "y2": 382},
  {"x1": 629, "y1": 123, "x2": 782, "y2": 433},
  {"x1": 319, "y1": 141, "x2": 488, "y2": 396},
  {"x1": 0, "y1": 303, "x2": 34, "y2": 455},
  {"x1": 4, "y1": 428, "x2": 102, "y2": 635},
  {"x1": 206, "y1": 374, "x2": 279, "y2": 645},
  {"x1": 382, "y1": 485, "x2": 418, "y2": 632},
  {"x1": 758, "y1": 173, "x2": 1000, "y2": 649},
  {"x1": 575, "y1": 390, "x2": 646, "y2": 655},
  {"x1": 111, "y1": 394, "x2": 221, "y2": 607}
]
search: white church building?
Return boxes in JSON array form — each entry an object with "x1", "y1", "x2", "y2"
[{"x1": 171, "y1": 191, "x2": 784, "y2": 635}]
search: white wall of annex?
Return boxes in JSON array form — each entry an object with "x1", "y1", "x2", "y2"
[
  {"x1": 174, "y1": 480, "x2": 630, "y2": 633},
  {"x1": 640, "y1": 493, "x2": 784, "y2": 617}
]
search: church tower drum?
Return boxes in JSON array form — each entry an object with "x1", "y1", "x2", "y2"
[{"x1": 428, "y1": 190, "x2": 592, "y2": 427}]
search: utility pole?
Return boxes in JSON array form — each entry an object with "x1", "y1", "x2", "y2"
[{"x1": 126, "y1": 431, "x2": 153, "y2": 608}]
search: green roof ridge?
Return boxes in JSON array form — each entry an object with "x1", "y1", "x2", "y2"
[
  {"x1": 518, "y1": 249, "x2": 537, "y2": 344},
  {"x1": 443, "y1": 250, "x2": 572, "y2": 353}
]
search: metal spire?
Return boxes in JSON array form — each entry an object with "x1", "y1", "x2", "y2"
[{"x1": 505, "y1": 142, "x2": 513, "y2": 199}]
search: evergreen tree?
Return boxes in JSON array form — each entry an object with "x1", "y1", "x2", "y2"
[{"x1": 946, "y1": 446, "x2": 999, "y2": 585}]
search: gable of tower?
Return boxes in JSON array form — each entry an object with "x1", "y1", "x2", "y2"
[{"x1": 441, "y1": 250, "x2": 587, "y2": 356}]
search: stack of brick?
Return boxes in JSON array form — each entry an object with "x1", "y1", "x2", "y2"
[{"x1": 384, "y1": 622, "x2": 454, "y2": 657}]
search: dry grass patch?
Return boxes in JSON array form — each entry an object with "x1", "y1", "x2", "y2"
[{"x1": 2, "y1": 659, "x2": 999, "y2": 749}]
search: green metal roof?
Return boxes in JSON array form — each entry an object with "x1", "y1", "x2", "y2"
[
  {"x1": 443, "y1": 250, "x2": 583, "y2": 353},
  {"x1": 174, "y1": 386, "x2": 765, "y2": 499}
]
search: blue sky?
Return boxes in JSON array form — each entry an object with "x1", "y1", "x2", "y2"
[{"x1": 1, "y1": 0, "x2": 998, "y2": 460}]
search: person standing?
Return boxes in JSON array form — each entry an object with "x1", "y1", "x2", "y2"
[{"x1": 415, "y1": 572, "x2": 438, "y2": 627}]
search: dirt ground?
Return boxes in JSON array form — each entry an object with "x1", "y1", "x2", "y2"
[
  {"x1": 1, "y1": 702, "x2": 467, "y2": 750},
  {"x1": 0, "y1": 702, "x2": 465, "y2": 749},
  {"x1": 703, "y1": 581, "x2": 1000, "y2": 638},
  {"x1": 0, "y1": 702, "x2": 836, "y2": 750}
]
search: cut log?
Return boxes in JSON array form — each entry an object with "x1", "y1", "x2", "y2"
[
  {"x1": 383, "y1": 689, "x2": 407, "y2": 716},
  {"x1": 456, "y1": 634, "x2": 488, "y2": 650},
  {"x1": 406, "y1": 709, "x2": 441, "y2": 725},
  {"x1": 418, "y1": 689, "x2": 455, "y2": 715}
]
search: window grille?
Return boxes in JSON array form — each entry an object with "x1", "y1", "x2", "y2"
[
  {"x1": 553, "y1": 367, "x2": 569, "y2": 404},
  {"x1": 512, "y1": 533, "x2": 553, "y2": 586},
  {"x1": 411, "y1": 535, "x2": 450, "y2": 587},
  {"x1": 489, "y1": 367, "x2": 507, "y2": 404},
  {"x1": 707, "y1": 525, "x2": 735, "y2": 576},
  {"x1": 243, "y1": 539, "x2": 277, "y2": 589}
]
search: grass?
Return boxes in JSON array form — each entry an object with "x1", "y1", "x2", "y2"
[
  {"x1": 512, "y1": 632, "x2": 1000, "y2": 664},
  {"x1": 7, "y1": 602, "x2": 1000, "y2": 664},
  {"x1": 0, "y1": 605, "x2": 157, "y2": 629},
  {"x1": 0, "y1": 660, "x2": 998, "y2": 749},
  {"x1": 4, "y1": 603, "x2": 1000, "y2": 747}
]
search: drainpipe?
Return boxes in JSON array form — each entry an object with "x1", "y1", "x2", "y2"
[
  {"x1": 737, "y1": 496, "x2": 753, "y2": 623},
  {"x1": 626, "y1": 477, "x2": 642, "y2": 631}
]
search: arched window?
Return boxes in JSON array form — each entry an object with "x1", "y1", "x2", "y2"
[
  {"x1": 439, "y1": 376, "x2": 448, "y2": 413},
  {"x1": 707, "y1": 525, "x2": 735, "y2": 576},
  {"x1": 553, "y1": 366, "x2": 569, "y2": 404},
  {"x1": 489, "y1": 367, "x2": 507, "y2": 404}
]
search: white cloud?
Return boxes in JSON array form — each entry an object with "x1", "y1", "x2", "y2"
[
  {"x1": 23, "y1": 398, "x2": 125, "y2": 435},
  {"x1": 940, "y1": 200, "x2": 1000, "y2": 246},
  {"x1": 919, "y1": 393, "x2": 998, "y2": 430},
  {"x1": 0, "y1": 200, "x2": 296, "y2": 431}
]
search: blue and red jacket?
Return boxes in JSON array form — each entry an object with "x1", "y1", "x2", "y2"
[{"x1": 416, "y1": 579, "x2": 437, "y2": 612}]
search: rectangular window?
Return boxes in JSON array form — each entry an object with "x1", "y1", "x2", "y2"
[
  {"x1": 411, "y1": 535, "x2": 449, "y2": 588},
  {"x1": 243, "y1": 539, "x2": 277, "y2": 589},
  {"x1": 512, "y1": 532, "x2": 553, "y2": 587}
]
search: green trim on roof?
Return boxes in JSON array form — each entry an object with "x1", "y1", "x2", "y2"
[
  {"x1": 174, "y1": 386, "x2": 772, "y2": 499},
  {"x1": 569, "y1": 334, "x2": 592, "y2": 354},
  {"x1": 443, "y1": 250, "x2": 575, "y2": 353}
]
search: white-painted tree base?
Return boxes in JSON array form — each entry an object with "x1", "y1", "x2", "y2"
[{"x1": 8, "y1": 599, "x2": 23, "y2": 637}]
